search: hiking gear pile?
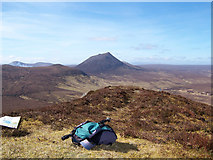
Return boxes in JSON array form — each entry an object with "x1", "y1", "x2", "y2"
[{"x1": 61, "y1": 118, "x2": 117, "y2": 150}]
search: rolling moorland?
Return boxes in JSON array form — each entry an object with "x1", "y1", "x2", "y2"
[
  {"x1": 2, "y1": 64, "x2": 88, "y2": 113},
  {"x1": 2, "y1": 52, "x2": 211, "y2": 113},
  {"x1": 1, "y1": 52, "x2": 212, "y2": 158}
]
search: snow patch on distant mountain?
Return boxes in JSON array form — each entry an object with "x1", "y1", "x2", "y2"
[{"x1": 9, "y1": 61, "x2": 53, "y2": 67}]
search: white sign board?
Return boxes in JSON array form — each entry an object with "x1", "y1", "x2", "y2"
[{"x1": 0, "y1": 116, "x2": 21, "y2": 128}]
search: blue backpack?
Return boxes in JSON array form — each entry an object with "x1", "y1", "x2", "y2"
[{"x1": 61, "y1": 118, "x2": 117, "y2": 150}]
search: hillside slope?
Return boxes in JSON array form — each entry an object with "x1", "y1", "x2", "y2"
[
  {"x1": 2, "y1": 86, "x2": 212, "y2": 158},
  {"x1": 2, "y1": 64, "x2": 88, "y2": 112},
  {"x1": 3, "y1": 64, "x2": 87, "y2": 96},
  {"x1": 76, "y1": 52, "x2": 140, "y2": 75}
]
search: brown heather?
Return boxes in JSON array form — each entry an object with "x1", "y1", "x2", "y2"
[{"x1": 3, "y1": 86, "x2": 212, "y2": 154}]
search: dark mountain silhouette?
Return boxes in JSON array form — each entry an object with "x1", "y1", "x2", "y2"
[
  {"x1": 76, "y1": 52, "x2": 140, "y2": 75},
  {"x1": 9, "y1": 61, "x2": 53, "y2": 67}
]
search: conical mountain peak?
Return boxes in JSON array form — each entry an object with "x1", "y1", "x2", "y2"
[{"x1": 76, "y1": 52, "x2": 126, "y2": 74}]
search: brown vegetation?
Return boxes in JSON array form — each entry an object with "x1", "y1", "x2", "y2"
[
  {"x1": 2, "y1": 61, "x2": 211, "y2": 114},
  {"x1": 3, "y1": 64, "x2": 87, "y2": 96},
  {"x1": 3, "y1": 86, "x2": 212, "y2": 152},
  {"x1": 2, "y1": 64, "x2": 87, "y2": 112}
]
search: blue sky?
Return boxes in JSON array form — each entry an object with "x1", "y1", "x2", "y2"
[{"x1": 1, "y1": 2, "x2": 211, "y2": 65}]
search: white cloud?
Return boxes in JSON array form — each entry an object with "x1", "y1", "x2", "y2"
[
  {"x1": 132, "y1": 43, "x2": 158, "y2": 50},
  {"x1": 89, "y1": 36, "x2": 117, "y2": 42},
  {"x1": 131, "y1": 43, "x2": 171, "y2": 56},
  {"x1": 131, "y1": 55, "x2": 211, "y2": 65},
  {"x1": 57, "y1": 41, "x2": 76, "y2": 47}
]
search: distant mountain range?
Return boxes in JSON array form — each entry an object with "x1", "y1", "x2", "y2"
[
  {"x1": 9, "y1": 52, "x2": 142, "y2": 75},
  {"x1": 4, "y1": 52, "x2": 211, "y2": 113},
  {"x1": 9, "y1": 61, "x2": 53, "y2": 67}
]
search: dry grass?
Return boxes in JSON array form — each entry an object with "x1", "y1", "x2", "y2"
[
  {"x1": 1, "y1": 119, "x2": 211, "y2": 158},
  {"x1": 2, "y1": 86, "x2": 212, "y2": 158}
]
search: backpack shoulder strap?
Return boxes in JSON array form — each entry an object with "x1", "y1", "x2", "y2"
[
  {"x1": 88, "y1": 127, "x2": 102, "y2": 139},
  {"x1": 71, "y1": 120, "x2": 91, "y2": 136},
  {"x1": 61, "y1": 121, "x2": 91, "y2": 141},
  {"x1": 75, "y1": 121, "x2": 91, "y2": 129},
  {"x1": 88, "y1": 123, "x2": 112, "y2": 139}
]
